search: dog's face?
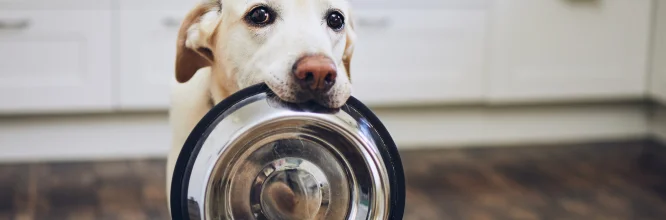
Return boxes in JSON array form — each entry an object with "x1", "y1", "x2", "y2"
[{"x1": 175, "y1": 0, "x2": 356, "y2": 108}]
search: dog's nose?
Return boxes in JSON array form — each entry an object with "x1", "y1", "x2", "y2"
[{"x1": 293, "y1": 55, "x2": 337, "y2": 92}]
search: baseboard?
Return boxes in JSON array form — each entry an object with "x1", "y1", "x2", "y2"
[
  {"x1": 652, "y1": 104, "x2": 666, "y2": 145},
  {"x1": 0, "y1": 103, "x2": 650, "y2": 163},
  {"x1": 372, "y1": 103, "x2": 649, "y2": 149},
  {"x1": 0, "y1": 113, "x2": 171, "y2": 163}
]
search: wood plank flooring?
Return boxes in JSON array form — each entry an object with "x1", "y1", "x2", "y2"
[{"x1": 1, "y1": 140, "x2": 666, "y2": 220}]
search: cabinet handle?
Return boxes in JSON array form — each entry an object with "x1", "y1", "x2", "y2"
[
  {"x1": 356, "y1": 16, "x2": 391, "y2": 28},
  {"x1": 0, "y1": 19, "x2": 30, "y2": 30},
  {"x1": 162, "y1": 17, "x2": 182, "y2": 28}
]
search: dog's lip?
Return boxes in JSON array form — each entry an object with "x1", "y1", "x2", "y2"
[
  {"x1": 266, "y1": 97, "x2": 341, "y2": 113},
  {"x1": 268, "y1": 88, "x2": 340, "y2": 109},
  {"x1": 283, "y1": 92, "x2": 335, "y2": 108},
  {"x1": 263, "y1": 81, "x2": 345, "y2": 108}
]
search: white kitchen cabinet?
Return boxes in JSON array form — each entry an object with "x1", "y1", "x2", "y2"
[
  {"x1": 0, "y1": 8, "x2": 114, "y2": 113},
  {"x1": 487, "y1": 0, "x2": 653, "y2": 103},
  {"x1": 0, "y1": 0, "x2": 660, "y2": 114},
  {"x1": 117, "y1": 9, "x2": 186, "y2": 110},
  {"x1": 349, "y1": 7, "x2": 489, "y2": 106},
  {"x1": 116, "y1": 0, "x2": 206, "y2": 110},
  {"x1": 651, "y1": 0, "x2": 666, "y2": 104}
]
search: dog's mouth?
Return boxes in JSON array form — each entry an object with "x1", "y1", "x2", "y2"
[
  {"x1": 292, "y1": 90, "x2": 336, "y2": 106},
  {"x1": 263, "y1": 82, "x2": 346, "y2": 109},
  {"x1": 266, "y1": 95, "x2": 342, "y2": 114}
]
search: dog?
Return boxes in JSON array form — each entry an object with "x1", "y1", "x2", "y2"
[{"x1": 165, "y1": 0, "x2": 357, "y2": 213}]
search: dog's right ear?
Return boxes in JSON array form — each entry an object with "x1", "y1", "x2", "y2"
[
  {"x1": 175, "y1": 2, "x2": 221, "y2": 83},
  {"x1": 342, "y1": 9, "x2": 357, "y2": 80}
]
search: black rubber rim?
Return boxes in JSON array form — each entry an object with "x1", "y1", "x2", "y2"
[{"x1": 170, "y1": 83, "x2": 405, "y2": 220}]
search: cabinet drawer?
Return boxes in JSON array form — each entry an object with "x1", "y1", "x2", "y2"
[
  {"x1": 0, "y1": 10, "x2": 113, "y2": 113},
  {"x1": 350, "y1": 8, "x2": 488, "y2": 105},
  {"x1": 0, "y1": 0, "x2": 111, "y2": 10},
  {"x1": 116, "y1": 0, "x2": 207, "y2": 110},
  {"x1": 488, "y1": 0, "x2": 653, "y2": 102}
]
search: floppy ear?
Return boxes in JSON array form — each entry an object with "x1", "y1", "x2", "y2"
[
  {"x1": 175, "y1": 2, "x2": 221, "y2": 83},
  {"x1": 342, "y1": 10, "x2": 357, "y2": 79}
]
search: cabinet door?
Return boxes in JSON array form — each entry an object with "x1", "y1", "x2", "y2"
[
  {"x1": 117, "y1": 0, "x2": 201, "y2": 110},
  {"x1": 487, "y1": 0, "x2": 652, "y2": 102},
  {"x1": 118, "y1": 9, "x2": 185, "y2": 110},
  {"x1": 0, "y1": 9, "x2": 113, "y2": 114},
  {"x1": 349, "y1": 8, "x2": 488, "y2": 106}
]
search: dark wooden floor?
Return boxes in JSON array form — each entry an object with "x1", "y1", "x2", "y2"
[{"x1": 1, "y1": 140, "x2": 666, "y2": 220}]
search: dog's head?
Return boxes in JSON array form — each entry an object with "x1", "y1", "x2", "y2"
[{"x1": 175, "y1": 0, "x2": 356, "y2": 108}]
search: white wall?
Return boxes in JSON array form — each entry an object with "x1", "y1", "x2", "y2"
[
  {"x1": 651, "y1": 0, "x2": 666, "y2": 103},
  {"x1": 648, "y1": 1, "x2": 666, "y2": 145}
]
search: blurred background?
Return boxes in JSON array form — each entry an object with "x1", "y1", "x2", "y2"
[{"x1": 1, "y1": 0, "x2": 666, "y2": 219}]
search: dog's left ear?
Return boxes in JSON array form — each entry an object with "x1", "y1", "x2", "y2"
[{"x1": 342, "y1": 10, "x2": 357, "y2": 79}]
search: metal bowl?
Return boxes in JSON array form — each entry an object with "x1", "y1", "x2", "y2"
[{"x1": 169, "y1": 83, "x2": 405, "y2": 220}]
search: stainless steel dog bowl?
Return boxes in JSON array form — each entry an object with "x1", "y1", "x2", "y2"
[{"x1": 169, "y1": 83, "x2": 405, "y2": 220}]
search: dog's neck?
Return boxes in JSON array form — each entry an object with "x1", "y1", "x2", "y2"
[{"x1": 208, "y1": 66, "x2": 239, "y2": 106}]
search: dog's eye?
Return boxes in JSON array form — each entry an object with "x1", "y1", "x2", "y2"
[
  {"x1": 326, "y1": 11, "x2": 345, "y2": 31},
  {"x1": 246, "y1": 6, "x2": 274, "y2": 26}
]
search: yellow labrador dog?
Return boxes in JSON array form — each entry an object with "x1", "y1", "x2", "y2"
[{"x1": 166, "y1": 0, "x2": 357, "y2": 210}]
